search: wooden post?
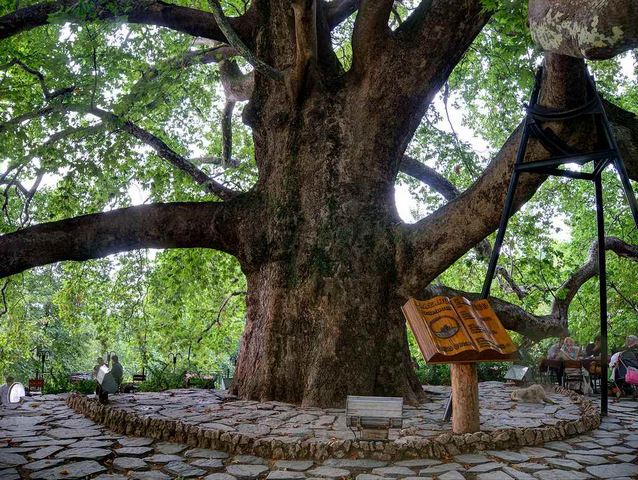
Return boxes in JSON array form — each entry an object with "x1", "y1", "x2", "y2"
[{"x1": 450, "y1": 363, "x2": 480, "y2": 434}]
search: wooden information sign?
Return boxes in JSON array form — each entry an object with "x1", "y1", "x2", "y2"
[
  {"x1": 401, "y1": 296, "x2": 517, "y2": 364},
  {"x1": 402, "y1": 295, "x2": 517, "y2": 434}
]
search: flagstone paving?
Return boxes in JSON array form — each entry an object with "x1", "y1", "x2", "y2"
[
  {"x1": 68, "y1": 383, "x2": 583, "y2": 440},
  {"x1": 0, "y1": 388, "x2": 636, "y2": 479}
]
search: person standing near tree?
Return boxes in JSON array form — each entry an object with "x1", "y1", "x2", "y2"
[
  {"x1": 0, "y1": 376, "x2": 14, "y2": 405},
  {"x1": 110, "y1": 355, "x2": 123, "y2": 392}
]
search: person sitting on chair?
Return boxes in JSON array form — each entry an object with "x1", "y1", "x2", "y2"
[
  {"x1": 615, "y1": 335, "x2": 638, "y2": 396},
  {"x1": 585, "y1": 335, "x2": 601, "y2": 358},
  {"x1": 546, "y1": 337, "x2": 565, "y2": 385},
  {"x1": 558, "y1": 337, "x2": 581, "y2": 360},
  {"x1": 547, "y1": 338, "x2": 564, "y2": 359}
]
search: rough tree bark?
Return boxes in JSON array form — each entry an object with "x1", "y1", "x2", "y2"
[
  {"x1": 529, "y1": 0, "x2": 638, "y2": 60},
  {"x1": 0, "y1": 0, "x2": 637, "y2": 407}
]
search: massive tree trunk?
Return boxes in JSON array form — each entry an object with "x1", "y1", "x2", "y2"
[
  {"x1": 228, "y1": 0, "x2": 489, "y2": 406},
  {"x1": 234, "y1": 87, "x2": 426, "y2": 406}
]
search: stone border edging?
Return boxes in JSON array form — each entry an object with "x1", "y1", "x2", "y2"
[{"x1": 66, "y1": 385, "x2": 600, "y2": 461}]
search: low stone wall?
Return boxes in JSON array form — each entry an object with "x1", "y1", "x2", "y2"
[{"x1": 67, "y1": 385, "x2": 600, "y2": 461}]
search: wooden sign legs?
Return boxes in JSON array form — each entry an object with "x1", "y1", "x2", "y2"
[{"x1": 450, "y1": 363, "x2": 480, "y2": 433}]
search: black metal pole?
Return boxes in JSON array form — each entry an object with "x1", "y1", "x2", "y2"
[
  {"x1": 481, "y1": 137, "x2": 527, "y2": 299},
  {"x1": 594, "y1": 172, "x2": 608, "y2": 416},
  {"x1": 611, "y1": 156, "x2": 638, "y2": 229},
  {"x1": 594, "y1": 86, "x2": 638, "y2": 228}
]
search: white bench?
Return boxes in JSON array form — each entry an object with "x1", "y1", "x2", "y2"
[{"x1": 346, "y1": 396, "x2": 403, "y2": 440}]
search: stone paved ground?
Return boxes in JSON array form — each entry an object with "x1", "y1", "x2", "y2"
[
  {"x1": 69, "y1": 382, "x2": 582, "y2": 441},
  {"x1": 0, "y1": 388, "x2": 636, "y2": 479}
]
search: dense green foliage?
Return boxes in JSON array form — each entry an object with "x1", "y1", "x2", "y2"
[{"x1": 0, "y1": 1, "x2": 636, "y2": 389}]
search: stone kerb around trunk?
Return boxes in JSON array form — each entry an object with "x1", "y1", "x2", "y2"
[{"x1": 66, "y1": 384, "x2": 600, "y2": 461}]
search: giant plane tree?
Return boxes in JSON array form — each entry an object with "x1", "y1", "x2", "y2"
[{"x1": 0, "y1": 0, "x2": 637, "y2": 406}]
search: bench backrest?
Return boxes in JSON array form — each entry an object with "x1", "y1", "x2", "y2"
[
  {"x1": 346, "y1": 395, "x2": 403, "y2": 429},
  {"x1": 28, "y1": 378, "x2": 44, "y2": 392}
]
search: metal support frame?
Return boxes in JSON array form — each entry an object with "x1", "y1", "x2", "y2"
[{"x1": 481, "y1": 67, "x2": 638, "y2": 417}]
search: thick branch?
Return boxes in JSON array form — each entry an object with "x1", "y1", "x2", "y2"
[
  {"x1": 219, "y1": 60, "x2": 253, "y2": 103},
  {"x1": 399, "y1": 155, "x2": 511, "y2": 270},
  {"x1": 398, "y1": 54, "x2": 600, "y2": 294},
  {"x1": 3, "y1": 102, "x2": 238, "y2": 200},
  {"x1": 388, "y1": 0, "x2": 488, "y2": 99},
  {"x1": 551, "y1": 237, "x2": 638, "y2": 321},
  {"x1": 0, "y1": 202, "x2": 239, "y2": 278},
  {"x1": 208, "y1": 0, "x2": 282, "y2": 81},
  {"x1": 424, "y1": 284, "x2": 565, "y2": 340},
  {"x1": 325, "y1": 0, "x2": 359, "y2": 28},
  {"x1": 427, "y1": 236, "x2": 638, "y2": 340},
  {"x1": 529, "y1": 0, "x2": 638, "y2": 60},
  {"x1": 399, "y1": 155, "x2": 459, "y2": 200},
  {"x1": 0, "y1": 0, "x2": 255, "y2": 43},
  {"x1": 221, "y1": 100, "x2": 236, "y2": 167},
  {"x1": 351, "y1": 0, "x2": 393, "y2": 73}
]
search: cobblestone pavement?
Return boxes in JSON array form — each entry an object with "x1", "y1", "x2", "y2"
[
  {"x1": 69, "y1": 382, "x2": 582, "y2": 441},
  {"x1": 0, "y1": 388, "x2": 636, "y2": 479}
]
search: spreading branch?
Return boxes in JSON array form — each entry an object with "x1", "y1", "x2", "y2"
[
  {"x1": 386, "y1": 0, "x2": 488, "y2": 100},
  {"x1": 399, "y1": 155, "x2": 523, "y2": 292},
  {"x1": 0, "y1": 103, "x2": 238, "y2": 200},
  {"x1": 325, "y1": 0, "x2": 360, "y2": 28},
  {"x1": 399, "y1": 154, "x2": 460, "y2": 201},
  {"x1": 428, "y1": 236, "x2": 638, "y2": 340},
  {"x1": 208, "y1": 0, "x2": 283, "y2": 81},
  {"x1": 196, "y1": 291, "x2": 246, "y2": 344},
  {"x1": 0, "y1": 202, "x2": 243, "y2": 279},
  {"x1": 82, "y1": 106, "x2": 238, "y2": 200},
  {"x1": 397, "y1": 54, "x2": 620, "y2": 295},
  {"x1": 0, "y1": 0, "x2": 256, "y2": 44},
  {"x1": 551, "y1": 237, "x2": 638, "y2": 322}
]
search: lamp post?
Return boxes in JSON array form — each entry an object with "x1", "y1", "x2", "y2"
[
  {"x1": 33, "y1": 347, "x2": 49, "y2": 380},
  {"x1": 169, "y1": 351, "x2": 182, "y2": 374}
]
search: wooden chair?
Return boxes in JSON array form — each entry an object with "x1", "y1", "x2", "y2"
[
  {"x1": 539, "y1": 358, "x2": 561, "y2": 385},
  {"x1": 586, "y1": 361, "x2": 601, "y2": 393},
  {"x1": 563, "y1": 360, "x2": 585, "y2": 392},
  {"x1": 28, "y1": 378, "x2": 44, "y2": 395}
]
